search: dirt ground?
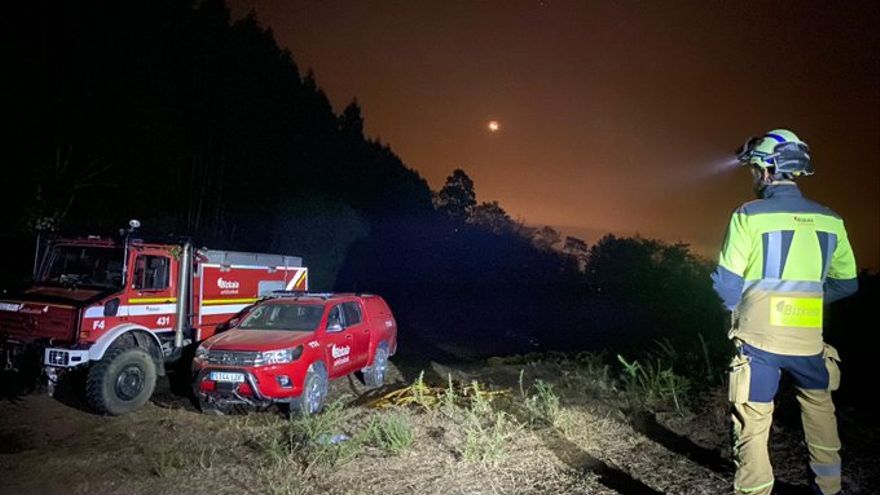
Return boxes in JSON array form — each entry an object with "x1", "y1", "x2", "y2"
[{"x1": 1, "y1": 357, "x2": 877, "y2": 495}]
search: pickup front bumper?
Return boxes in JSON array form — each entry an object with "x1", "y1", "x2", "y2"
[{"x1": 195, "y1": 367, "x2": 297, "y2": 409}]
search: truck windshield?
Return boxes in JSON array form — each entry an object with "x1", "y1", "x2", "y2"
[
  {"x1": 238, "y1": 303, "x2": 324, "y2": 332},
  {"x1": 39, "y1": 245, "x2": 124, "y2": 289}
]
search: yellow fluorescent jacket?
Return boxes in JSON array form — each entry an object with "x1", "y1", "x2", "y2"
[{"x1": 711, "y1": 183, "x2": 858, "y2": 355}]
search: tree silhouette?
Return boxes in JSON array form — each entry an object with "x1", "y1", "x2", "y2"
[
  {"x1": 469, "y1": 201, "x2": 514, "y2": 234},
  {"x1": 434, "y1": 169, "x2": 477, "y2": 220},
  {"x1": 563, "y1": 236, "x2": 589, "y2": 269},
  {"x1": 339, "y1": 99, "x2": 364, "y2": 138},
  {"x1": 533, "y1": 226, "x2": 562, "y2": 251}
]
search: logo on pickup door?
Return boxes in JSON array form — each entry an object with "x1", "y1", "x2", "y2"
[{"x1": 331, "y1": 344, "x2": 351, "y2": 367}]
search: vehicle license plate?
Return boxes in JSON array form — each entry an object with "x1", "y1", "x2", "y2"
[{"x1": 210, "y1": 371, "x2": 245, "y2": 383}]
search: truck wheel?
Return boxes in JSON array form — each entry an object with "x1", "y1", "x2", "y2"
[
  {"x1": 290, "y1": 364, "x2": 328, "y2": 416},
  {"x1": 86, "y1": 346, "x2": 157, "y2": 415},
  {"x1": 363, "y1": 345, "x2": 389, "y2": 388}
]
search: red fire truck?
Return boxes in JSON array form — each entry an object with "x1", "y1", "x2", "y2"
[{"x1": 0, "y1": 222, "x2": 308, "y2": 415}]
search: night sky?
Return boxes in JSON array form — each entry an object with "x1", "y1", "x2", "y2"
[{"x1": 231, "y1": 0, "x2": 879, "y2": 269}]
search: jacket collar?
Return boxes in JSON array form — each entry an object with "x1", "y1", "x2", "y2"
[{"x1": 762, "y1": 182, "x2": 802, "y2": 200}]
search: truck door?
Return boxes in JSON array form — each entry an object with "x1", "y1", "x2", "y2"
[
  {"x1": 323, "y1": 304, "x2": 356, "y2": 378},
  {"x1": 342, "y1": 301, "x2": 369, "y2": 369},
  {"x1": 127, "y1": 250, "x2": 177, "y2": 344}
]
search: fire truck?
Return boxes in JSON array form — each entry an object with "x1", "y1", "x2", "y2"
[{"x1": 0, "y1": 221, "x2": 308, "y2": 415}]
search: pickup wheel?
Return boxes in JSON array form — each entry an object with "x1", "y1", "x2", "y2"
[
  {"x1": 363, "y1": 345, "x2": 389, "y2": 388},
  {"x1": 290, "y1": 364, "x2": 328, "y2": 416},
  {"x1": 86, "y1": 346, "x2": 157, "y2": 415}
]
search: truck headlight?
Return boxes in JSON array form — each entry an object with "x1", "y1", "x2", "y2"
[{"x1": 255, "y1": 346, "x2": 303, "y2": 366}]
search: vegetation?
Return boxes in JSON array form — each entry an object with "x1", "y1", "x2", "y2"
[
  {"x1": 261, "y1": 399, "x2": 363, "y2": 472},
  {"x1": 364, "y1": 414, "x2": 415, "y2": 455}
]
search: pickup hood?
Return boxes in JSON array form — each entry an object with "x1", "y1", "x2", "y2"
[{"x1": 204, "y1": 329, "x2": 313, "y2": 352}]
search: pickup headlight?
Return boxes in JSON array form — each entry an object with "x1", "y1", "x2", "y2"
[
  {"x1": 254, "y1": 345, "x2": 303, "y2": 366},
  {"x1": 195, "y1": 345, "x2": 209, "y2": 360}
]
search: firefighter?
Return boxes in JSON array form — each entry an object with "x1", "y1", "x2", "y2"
[{"x1": 711, "y1": 129, "x2": 858, "y2": 495}]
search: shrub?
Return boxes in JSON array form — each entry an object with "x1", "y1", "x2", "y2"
[{"x1": 365, "y1": 413, "x2": 414, "y2": 455}]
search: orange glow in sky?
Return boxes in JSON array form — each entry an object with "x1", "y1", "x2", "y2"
[{"x1": 230, "y1": 1, "x2": 879, "y2": 269}]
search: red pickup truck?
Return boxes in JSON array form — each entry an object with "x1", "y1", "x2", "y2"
[{"x1": 192, "y1": 292, "x2": 397, "y2": 415}]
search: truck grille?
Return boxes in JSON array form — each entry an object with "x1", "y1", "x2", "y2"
[
  {"x1": 47, "y1": 349, "x2": 70, "y2": 366},
  {"x1": 207, "y1": 350, "x2": 259, "y2": 366}
]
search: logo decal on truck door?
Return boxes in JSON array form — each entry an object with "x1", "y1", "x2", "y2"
[
  {"x1": 331, "y1": 345, "x2": 350, "y2": 358},
  {"x1": 331, "y1": 344, "x2": 351, "y2": 367},
  {"x1": 217, "y1": 278, "x2": 240, "y2": 289}
]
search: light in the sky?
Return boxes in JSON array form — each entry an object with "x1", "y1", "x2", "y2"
[{"x1": 487, "y1": 120, "x2": 500, "y2": 132}]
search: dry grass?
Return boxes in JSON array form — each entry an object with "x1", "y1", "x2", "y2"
[{"x1": 2, "y1": 353, "x2": 877, "y2": 495}]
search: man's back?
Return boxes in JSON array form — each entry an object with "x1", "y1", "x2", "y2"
[{"x1": 712, "y1": 182, "x2": 857, "y2": 355}]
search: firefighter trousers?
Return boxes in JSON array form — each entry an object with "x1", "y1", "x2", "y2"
[{"x1": 729, "y1": 344, "x2": 842, "y2": 495}]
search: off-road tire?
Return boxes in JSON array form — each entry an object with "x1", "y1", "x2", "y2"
[
  {"x1": 289, "y1": 363, "x2": 328, "y2": 416},
  {"x1": 362, "y1": 344, "x2": 389, "y2": 388},
  {"x1": 86, "y1": 346, "x2": 157, "y2": 415}
]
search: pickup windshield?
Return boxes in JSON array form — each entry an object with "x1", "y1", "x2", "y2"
[
  {"x1": 39, "y1": 245, "x2": 124, "y2": 289},
  {"x1": 238, "y1": 303, "x2": 324, "y2": 332}
]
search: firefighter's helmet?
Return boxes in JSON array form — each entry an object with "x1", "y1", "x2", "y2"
[{"x1": 735, "y1": 129, "x2": 814, "y2": 177}]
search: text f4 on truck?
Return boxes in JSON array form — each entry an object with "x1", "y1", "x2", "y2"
[{"x1": 0, "y1": 222, "x2": 308, "y2": 415}]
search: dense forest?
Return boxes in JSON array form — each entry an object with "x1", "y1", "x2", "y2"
[{"x1": 5, "y1": 0, "x2": 876, "y2": 395}]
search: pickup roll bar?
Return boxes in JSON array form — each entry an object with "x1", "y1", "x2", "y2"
[{"x1": 265, "y1": 290, "x2": 334, "y2": 300}]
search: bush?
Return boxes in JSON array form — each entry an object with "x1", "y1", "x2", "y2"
[
  {"x1": 460, "y1": 409, "x2": 521, "y2": 467},
  {"x1": 518, "y1": 372, "x2": 562, "y2": 428},
  {"x1": 261, "y1": 399, "x2": 363, "y2": 472},
  {"x1": 365, "y1": 413, "x2": 414, "y2": 455},
  {"x1": 617, "y1": 354, "x2": 690, "y2": 412}
]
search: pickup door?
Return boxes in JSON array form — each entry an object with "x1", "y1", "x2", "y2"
[
  {"x1": 342, "y1": 301, "x2": 370, "y2": 369},
  {"x1": 323, "y1": 302, "x2": 368, "y2": 377}
]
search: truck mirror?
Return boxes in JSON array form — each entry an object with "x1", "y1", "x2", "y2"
[{"x1": 327, "y1": 322, "x2": 343, "y2": 333}]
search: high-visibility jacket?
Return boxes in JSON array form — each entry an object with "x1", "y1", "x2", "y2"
[{"x1": 711, "y1": 182, "x2": 858, "y2": 356}]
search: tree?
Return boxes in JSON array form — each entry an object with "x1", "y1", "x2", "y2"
[
  {"x1": 563, "y1": 236, "x2": 589, "y2": 269},
  {"x1": 434, "y1": 169, "x2": 476, "y2": 220},
  {"x1": 339, "y1": 99, "x2": 364, "y2": 138},
  {"x1": 533, "y1": 226, "x2": 562, "y2": 250},
  {"x1": 469, "y1": 201, "x2": 514, "y2": 234}
]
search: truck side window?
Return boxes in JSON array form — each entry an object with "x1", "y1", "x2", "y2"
[
  {"x1": 327, "y1": 305, "x2": 344, "y2": 331},
  {"x1": 133, "y1": 256, "x2": 170, "y2": 290},
  {"x1": 342, "y1": 302, "x2": 362, "y2": 326}
]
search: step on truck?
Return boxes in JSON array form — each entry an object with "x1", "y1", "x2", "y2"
[{"x1": 0, "y1": 221, "x2": 308, "y2": 415}]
